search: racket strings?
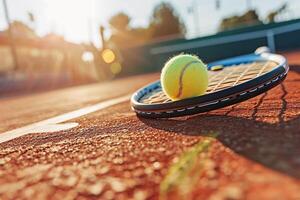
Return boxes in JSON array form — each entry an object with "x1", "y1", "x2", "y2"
[
  {"x1": 209, "y1": 62, "x2": 251, "y2": 92},
  {"x1": 256, "y1": 61, "x2": 272, "y2": 77},
  {"x1": 140, "y1": 61, "x2": 278, "y2": 104},
  {"x1": 232, "y1": 62, "x2": 257, "y2": 86}
]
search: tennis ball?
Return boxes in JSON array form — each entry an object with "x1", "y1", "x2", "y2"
[{"x1": 161, "y1": 54, "x2": 208, "y2": 101}]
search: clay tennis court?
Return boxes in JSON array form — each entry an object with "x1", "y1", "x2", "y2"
[{"x1": 0, "y1": 50, "x2": 299, "y2": 199}]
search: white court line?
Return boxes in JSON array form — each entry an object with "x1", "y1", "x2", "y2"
[{"x1": 0, "y1": 95, "x2": 131, "y2": 144}]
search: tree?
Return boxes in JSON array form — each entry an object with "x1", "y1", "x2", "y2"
[
  {"x1": 219, "y1": 10, "x2": 262, "y2": 32},
  {"x1": 148, "y1": 3, "x2": 186, "y2": 39},
  {"x1": 109, "y1": 12, "x2": 130, "y2": 32},
  {"x1": 107, "y1": 3, "x2": 186, "y2": 48},
  {"x1": 267, "y1": 3, "x2": 288, "y2": 23},
  {"x1": 108, "y1": 13, "x2": 133, "y2": 48},
  {"x1": 4, "y1": 21, "x2": 37, "y2": 39}
]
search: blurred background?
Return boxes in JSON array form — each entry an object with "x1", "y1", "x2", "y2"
[{"x1": 0, "y1": 0, "x2": 299, "y2": 97}]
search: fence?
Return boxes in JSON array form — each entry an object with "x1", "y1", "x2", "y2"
[{"x1": 119, "y1": 18, "x2": 300, "y2": 76}]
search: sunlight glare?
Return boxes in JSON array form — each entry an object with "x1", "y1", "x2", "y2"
[
  {"x1": 82, "y1": 51, "x2": 94, "y2": 63},
  {"x1": 44, "y1": 0, "x2": 95, "y2": 43}
]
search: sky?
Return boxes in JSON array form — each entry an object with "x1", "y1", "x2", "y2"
[{"x1": 0, "y1": 0, "x2": 300, "y2": 47}]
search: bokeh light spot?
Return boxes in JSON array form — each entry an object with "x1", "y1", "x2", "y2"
[
  {"x1": 82, "y1": 51, "x2": 94, "y2": 62},
  {"x1": 102, "y1": 49, "x2": 116, "y2": 64},
  {"x1": 110, "y1": 62, "x2": 122, "y2": 75}
]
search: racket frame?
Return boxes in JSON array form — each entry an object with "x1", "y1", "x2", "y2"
[{"x1": 131, "y1": 52, "x2": 288, "y2": 118}]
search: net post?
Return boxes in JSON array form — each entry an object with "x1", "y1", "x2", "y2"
[{"x1": 267, "y1": 31, "x2": 276, "y2": 53}]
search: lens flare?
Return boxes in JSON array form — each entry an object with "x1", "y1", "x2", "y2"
[
  {"x1": 102, "y1": 49, "x2": 115, "y2": 64},
  {"x1": 82, "y1": 51, "x2": 94, "y2": 62},
  {"x1": 110, "y1": 62, "x2": 122, "y2": 75}
]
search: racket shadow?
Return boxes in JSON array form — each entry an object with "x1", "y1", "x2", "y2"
[
  {"x1": 289, "y1": 64, "x2": 300, "y2": 75},
  {"x1": 139, "y1": 113, "x2": 300, "y2": 179}
]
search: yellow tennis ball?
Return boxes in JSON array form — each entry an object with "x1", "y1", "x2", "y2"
[{"x1": 161, "y1": 54, "x2": 208, "y2": 101}]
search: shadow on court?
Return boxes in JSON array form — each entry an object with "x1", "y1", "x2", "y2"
[
  {"x1": 289, "y1": 64, "x2": 300, "y2": 75},
  {"x1": 140, "y1": 114, "x2": 300, "y2": 179},
  {"x1": 140, "y1": 81, "x2": 300, "y2": 179}
]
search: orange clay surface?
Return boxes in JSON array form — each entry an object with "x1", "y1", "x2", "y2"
[{"x1": 0, "y1": 51, "x2": 299, "y2": 200}]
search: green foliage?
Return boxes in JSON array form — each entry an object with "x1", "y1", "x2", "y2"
[{"x1": 219, "y1": 10, "x2": 263, "y2": 32}]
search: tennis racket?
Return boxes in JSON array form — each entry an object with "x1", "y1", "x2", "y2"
[{"x1": 131, "y1": 47, "x2": 289, "y2": 118}]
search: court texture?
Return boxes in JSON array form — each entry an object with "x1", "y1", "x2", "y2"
[{"x1": 0, "y1": 20, "x2": 300, "y2": 200}]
